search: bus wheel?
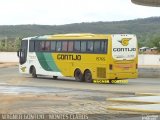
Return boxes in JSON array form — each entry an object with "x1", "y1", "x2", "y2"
[
  {"x1": 31, "y1": 67, "x2": 37, "y2": 78},
  {"x1": 84, "y1": 70, "x2": 92, "y2": 83},
  {"x1": 109, "y1": 80, "x2": 112, "y2": 84},
  {"x1": 53, "y1": 76, "x2": 58, "y2": 79},
  {"x1": 74, "y1": 69, "x2": 84, "y2": 82}
]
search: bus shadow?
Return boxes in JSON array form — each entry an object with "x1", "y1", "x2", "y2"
[{"x1": 26, "y1": 76, "x2": 78, "y2": 82}]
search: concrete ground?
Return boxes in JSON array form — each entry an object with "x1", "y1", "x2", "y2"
[{"x1": 0, "y1": 64, "x2": 160, "y2": 120}]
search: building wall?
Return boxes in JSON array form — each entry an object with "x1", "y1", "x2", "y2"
[
  {"x1": 0, "y1": 52, "x2": 18, "y2": 62},
  {"x1": 138, "y1": 55, "x2": 160, "y2": 66}
]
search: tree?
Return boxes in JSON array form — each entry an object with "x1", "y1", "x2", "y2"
[
  {"x1": 151, "y1": 37, "x2": 160, "y2": 51},
  {"x1": 15, "y1": 37, "x2": 21, "y2": 51}
]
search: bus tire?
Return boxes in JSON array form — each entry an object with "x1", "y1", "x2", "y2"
[
  {"x1": 84, "y1": 70, "x2": 92, "y2": 83},
  {"x1": 109, "y1": 80, "x2": 112, "y2": 84},
  {"x1": 74, "y1": 69, "x2": 84, "y2": 82},
  {"x1": 31, "y1": 66, "x2": 37, "y2": 78},
  {"x1": 53, "y1": 76, "x2": 58, "y2": 79}
]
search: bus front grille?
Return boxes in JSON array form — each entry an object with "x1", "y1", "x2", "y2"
[{"x1": 97, "y1": 67, "x2": 106, "y2": 78}]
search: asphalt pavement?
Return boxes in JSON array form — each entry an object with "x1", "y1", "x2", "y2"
[
  {"x1": 0, "y1": 66, "x2": 160, "y2": 119},
  {"x1": 0, "y1": 66, "x2": 160, "y2": 94}
]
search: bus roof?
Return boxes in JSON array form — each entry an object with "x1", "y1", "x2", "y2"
[{"x1": 23, "y1": 33, "x2": 136, "y2": 40}]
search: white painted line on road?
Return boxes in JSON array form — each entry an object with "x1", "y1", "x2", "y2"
[
  {"x1": 0, "y1": 83, "x2": 7, "y2": 85},
  {"x1": 0, "y1": 92, "x2": 19, "y2": 95},
  {"x1": 108, "y1": 104, "x2": 160, "y2": 113},
  {"x1": 135, "y1": 93, "x2": 160, "y2": 96},
  {"x1": 107, "y1": 96, "x2": 160, "y2": 104}
]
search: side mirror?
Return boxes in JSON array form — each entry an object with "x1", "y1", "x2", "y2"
[
  {"x1": 17, "y1": 49, "x2": 22, "y2": 57},
  {"x1": 17, "y1": 50, "x2": 20, "y2": 57}
]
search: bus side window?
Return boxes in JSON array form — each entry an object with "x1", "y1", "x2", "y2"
[
  {"x1": 51, "y1": 41, "x2": 56, "y2": 51},
  {"x1": 87, "y1": 41, "x2": 93, "y2": 52},
  {"x1": 74, "y1": 41, "x2": 80, "y2": 52},
  {"x1": 68, "y1": 41, "x2": 73, "y2": 52},
  {"x1": 101, "y1": 41, "x2": 107, "y2": 53},
  {"x1": 29, "y1": 41, "x2": 35, "y2": 52},
  {"x1": 56, "y1": 41, "x2": 62, "y2": 52},
  {"x1": 35, "y1": 41, "x2": 40, "y2": 52},
  {"x1": 40, "y1": 41, "x2": 45, "y2": 51},
  {"x1": 45, "y1": 41, "x2": 50, "y2": 51},
  {"x1": 94, "y1": 41, "x2": 101, "y2": 53},
  {"x1": 62, "y1": 41, "x2": 68, "y2": 52},
  {"x1": 81, "y1": 41, "x2": 87, "y2": 52}
]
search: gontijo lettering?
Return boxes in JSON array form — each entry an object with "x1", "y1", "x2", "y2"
[
  {"x1": 113, "y1": 48, "x2": 136, "y2": 52},
  {"x1": 57, "y1": 54, "x2": 81, "y2": 60}
]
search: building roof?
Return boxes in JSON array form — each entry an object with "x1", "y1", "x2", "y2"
[
  {"x1": 131, "y1": 0, "x2": 160, "y2": 7},
  {"x1": 139, "y1": 47, "x2": 150, "y2": 50}
]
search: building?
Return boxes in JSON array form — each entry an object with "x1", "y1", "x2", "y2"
[
  {"x1": 139, "y1": 47, "x2": 150, "y2": 52},
  {"x1": 131, "y1": 0, "x2": 160, "y2": 7},
  {"x1": 139, "y1": 47, "x2": 159, "y2": 54}
]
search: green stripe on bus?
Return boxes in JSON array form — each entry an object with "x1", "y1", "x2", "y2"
[
  {"x1": 43, "y1": 53, "x2": 60, "y2": 72},
  {"x1": 36, "y1": 52, "x2": 52, "y2": 71},
  {"x1": 36, "y1": 52, "x2": 60, "y2": 72}
]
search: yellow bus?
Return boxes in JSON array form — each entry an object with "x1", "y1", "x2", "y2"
[{"x1": 17, "y1": 33, "x2": 138, "y2": 83}]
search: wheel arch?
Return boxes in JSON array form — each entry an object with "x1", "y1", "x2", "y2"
[{"x1": 29, "y1": 65, "x2": 35, "y2": 74}]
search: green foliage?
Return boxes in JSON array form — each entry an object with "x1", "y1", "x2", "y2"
[
  {"x1": 15, "y1": 37, "x2": 21, "y2": 50},
  {"x1": 0, "y1": 37, "x2": 21, "y2": 51},
  {"x1": 0, "y1": 17, "x2": 160, "y2": 51},
  {"x1": 150, "y1": 37, "x2": 160, "y2": 51}
]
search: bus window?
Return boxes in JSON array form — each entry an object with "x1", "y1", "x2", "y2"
[
  {"x1": 29, "y1": 41, "x2": 35, "y2": 52},
  {"x1": 87, "y1": 41, "x2": 93, "y2": 52},
  {"x1": 94, "y1": 41, "x2": 101, "y2": 53},
  {"x1": 45, "y1": 41, "x2": 50, "y2": 51},
  {"x1": 51, "y1": 41, "x2": 56, "y2": 51},
  {"x1": 68, "y1": 41, "x2": 73, "y2": 52},
  {"x1": 62, "y1": 41, "x2": 68, "y2": 52},
  {"x1": 40, "y1": 41, "x2": 45, "y2": 51},
  {"x1": 39, "y1": 41, "x2": 50, "y2": 51},
  {"x1": 74, "y1": 41, "x2": 80, "y2": 52},
  {"x1": 81, "y1": 41, "x2": 87, "y2": 52},
  {"x1": 56, "y1": 41, "x2": 62, "y2": 51},
  {"x1": 101, "y1": 41, "x2": 107, "y2": 53},
  {"x1": 35, "y1": 41, "x2": 40, "y2": 52}
]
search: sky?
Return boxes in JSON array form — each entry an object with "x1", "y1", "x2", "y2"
[{"x1": 0, "y1": 0, "x2": 160, "y2": 25}]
